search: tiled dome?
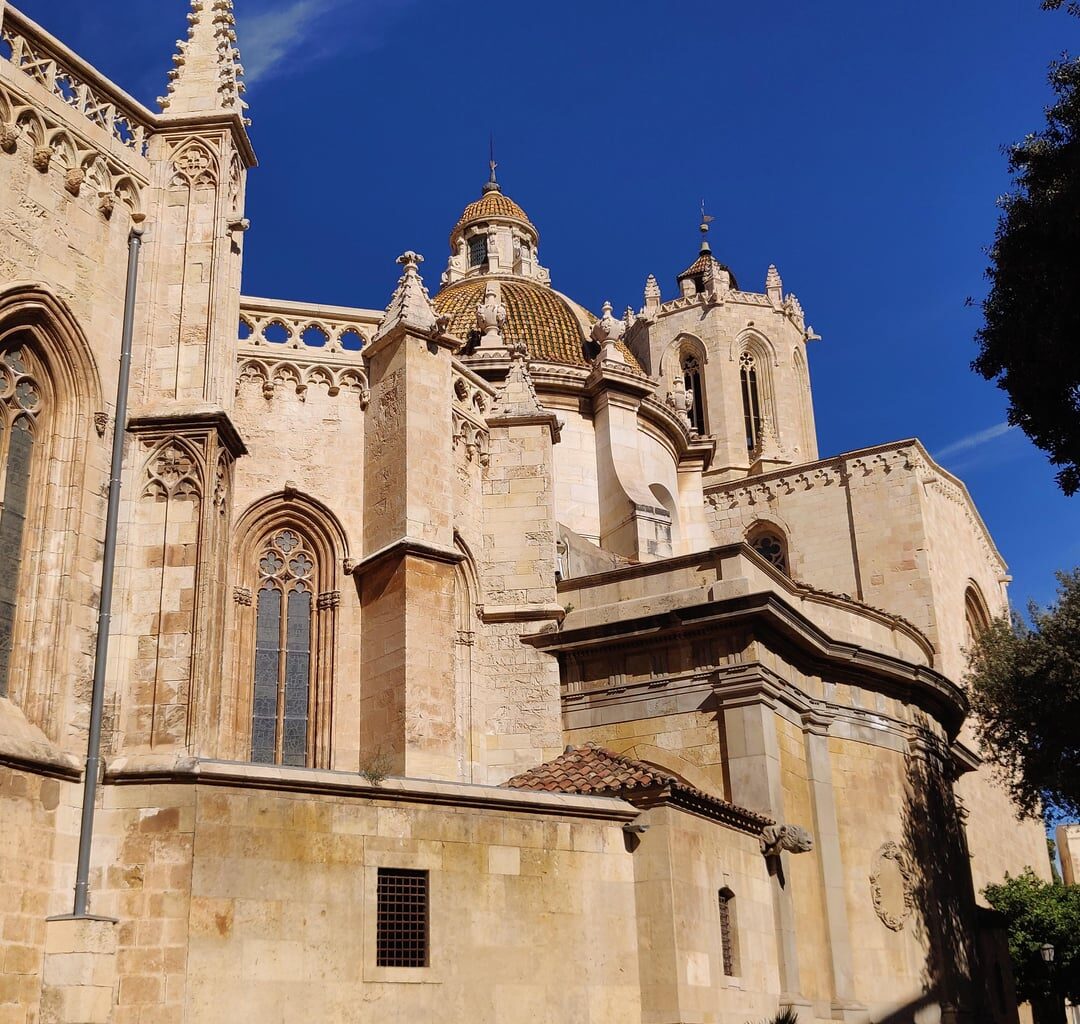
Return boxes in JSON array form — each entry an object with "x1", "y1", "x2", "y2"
[
  {"x1": 453, "y1": 191, "x2": 535, "y2": 237},
  {"x1": 433, "y1": 277, "x2": 642, "y2": 371}
]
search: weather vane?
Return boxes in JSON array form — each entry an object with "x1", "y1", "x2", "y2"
[{"x1": 700, "y1": 199, "x2": 715, "y2": 238}]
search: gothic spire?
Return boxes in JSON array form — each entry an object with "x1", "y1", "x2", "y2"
[
  {"x1": 374, "y1": 252, "x2": 444, "y2": 342},
  {"x1": 159, "y1": 0, "x2": 248, "y2": 120}
]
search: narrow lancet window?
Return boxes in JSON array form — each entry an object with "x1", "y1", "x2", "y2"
[
  {"x1": 682, "y1": 354, "x2": 705, "y2": 435},
  {"x1": 0, "y1": 347, "x2": 44, "y2": 697},
  {"x1": 718, "y1": 888, "x2": 738, "y2": 977},
  {"x1": 251, "y1": 530, "x2": 316, "y2": 766},
  {"x1": 740, "y1": 351, "x2": 763, "y2": 452}
]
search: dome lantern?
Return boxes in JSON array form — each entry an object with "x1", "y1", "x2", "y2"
[{"x1": 442, "y1": 164, "x2": 550, "y2": 288}]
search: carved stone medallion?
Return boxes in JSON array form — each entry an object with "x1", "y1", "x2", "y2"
[{"x1": 870, "y1": 841, "x2": 914, "y2": 932}]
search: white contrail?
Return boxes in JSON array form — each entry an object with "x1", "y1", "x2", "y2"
[{"x1": 934, "y1": 421, "x2": 1016, "y2": 461}]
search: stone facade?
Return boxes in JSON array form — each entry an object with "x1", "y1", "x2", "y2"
[{"x1": 0, "y1": 3, "x2": 1052, "y2": 1023}]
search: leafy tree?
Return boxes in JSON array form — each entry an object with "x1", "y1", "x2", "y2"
[
  {"x1": 965, "y1": 570, "x2": 1080, "y2": 819},
  {"x1": 972, "y1": 3, "x2": 1080, "y2": 495},
  {"x1": 983, "y1": 870, "x2": 1080, "y2": 1007}
]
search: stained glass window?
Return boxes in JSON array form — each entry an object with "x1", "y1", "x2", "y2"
[
  {"x1": 0, "y1": 346, "x2": 44, "y2": 698},
  {"x1": 740, "y1": 351, "x2": 763, "y2": 452},
  {"x1": 251, "y1": 530, "x2": 316, "y2": 766}
]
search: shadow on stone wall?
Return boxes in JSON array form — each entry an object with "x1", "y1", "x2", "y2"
[{"x1": 898, "y1": 742, "x2": 1001, "y2": 1024}]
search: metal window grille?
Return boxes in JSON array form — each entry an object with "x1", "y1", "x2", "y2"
[
  {"x1": 377, "y1": 868, "x2": 429, "y2": 968},
  {"x1": 718, "y1": 889, "x2": 736, "y2": 977},
  {"x1": 468, "y1": 236, "x2": 487, "y2": 268}
]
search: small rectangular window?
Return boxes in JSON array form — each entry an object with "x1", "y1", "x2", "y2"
[
  {"x1": 718, "y1": 887, "x2": 738, "y2": 977},
  {"x1": 377, "y1": 868, "x2": 429, "y2": 968}
]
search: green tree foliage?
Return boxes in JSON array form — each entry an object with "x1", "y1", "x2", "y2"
[
  {"x1": 965, "y1": 571, "x2": 1080, "y2": 819},
  {"x1": 973, "y1": 3, "x2": 1080, "y2": 494},
  {"x1": 983, "y1": 870, "x2": 1080, "y2": 1005}
]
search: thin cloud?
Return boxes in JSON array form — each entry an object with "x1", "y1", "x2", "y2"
[
  {"x1": 934, "y1": 421, "x2": 1016, "y2": 461},
  {"x1": 238, "y1": 0, "x2": 416, "y2": 86}
]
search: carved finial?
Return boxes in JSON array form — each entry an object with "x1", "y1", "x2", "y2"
[
  {"x1": 766, "y1": 264, "x2": 783, "y2": 307},
  {"x1": 591, "y1": 301, "x2": 626, "y2": 365},
  {"x1": 643, "y1": 274, "x2": 661, "y2": 315},
  {"x1": 159, "y1": 0, "x2": 248, "y2": 119},
  {"x1": 374, "y1": 251, "x2": 442, "y2": 342},
  {"x1": 476, "y1": 280, "x2": 509, "y2": 350}
]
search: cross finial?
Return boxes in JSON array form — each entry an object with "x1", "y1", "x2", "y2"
[{"x1": 484, "y1": 134, "x2": 501, "y2": 194}]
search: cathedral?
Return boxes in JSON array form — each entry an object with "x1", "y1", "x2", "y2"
[{"x1": 0, "y1": 2, "x2": 1055, "y2": 1023}]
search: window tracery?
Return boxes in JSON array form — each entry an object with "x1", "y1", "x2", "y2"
[
  {"x1": 252, "y1": 529, "x2": 318, "y2": 766},
  {"x1": 0, "y1": 344, "x2": 45, "y2": 696},
  {"x1": 748, "y1": 524, "x2": 789, "y2": 575},
  {"x1": 740, "y1": 350, "x2": 764, "y2": 452}
]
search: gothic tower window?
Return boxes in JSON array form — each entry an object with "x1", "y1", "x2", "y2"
[
  {"x1": 682, "y1": 353, "x2": 705, "y2": 435},
  {"x1": 0, "y1": 345, "x2": 45, "y2": 697},
  {"x1": 740, "y1": 351, "x2": 764, "y2": 452},
  {"x1": 252, "y1": 529, "x2": 318, "y2": 766},
  {"x1": 468, "y1": 236, "x2": 487, "y2": 268}
]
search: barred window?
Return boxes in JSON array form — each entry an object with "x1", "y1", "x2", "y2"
[
  {"x1": 468, "y1": 236, "x2": 487, "y2": 268},
  {"x1": 718, "y1": 887, "x2": 738, "y2": 977},
  {"x1": 377, "y1": 868, "x2": 429, "y2": 968},
  {"x1": 251, "y1": 529, "x2": 316, "y2": 766},
  {"x1": 0, "y1": 346, "x2": 45, "y2": 697}
]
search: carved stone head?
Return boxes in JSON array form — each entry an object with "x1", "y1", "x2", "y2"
[{"x1": 32, "y1": 146, "x2": 52, "y2": 173}]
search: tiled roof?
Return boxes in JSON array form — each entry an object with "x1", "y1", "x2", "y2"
[
  {"x1": 433, "y1": 278, "x2": 642, "y2": 371},
  {"x1": 505, "y1": 743, "x2": 772, "y2": 834},
  {"x1": 677, "y1": 250, "x2": 739, "y2": 291},
  {"x1": 453, "y1": 192, "x2": 535, "y2": 235}
]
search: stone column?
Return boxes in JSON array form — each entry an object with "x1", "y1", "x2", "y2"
[
  {"x1": 802, "y1": 712, "x2": 865, "y2": 1021},
  {"x1": 719, "y1": 682, "x2": 810, "y2": 1013}
]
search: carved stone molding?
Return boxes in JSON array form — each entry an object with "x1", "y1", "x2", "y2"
[
  {"x1": 317, "y1": 591, "x2": 341, "y2": 611},
  {"x1": 870, "y1": 841, "x2": 914, "y2": 932},
  {"x1": 233, "y1": 587, "x2": 252, "y2": 607},
  {"x1": 94, "y1": 412, "x2": 108, "y2": 438}
]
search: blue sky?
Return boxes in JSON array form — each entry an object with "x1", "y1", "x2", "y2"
[{"x1": 18, "y1": 0, "x2": 1079, "y2": 611}]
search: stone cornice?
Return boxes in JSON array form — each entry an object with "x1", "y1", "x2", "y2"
[
  {"x1": 351, "y1": 537, "x2": 465, "y2": 577},
  {"x1": 103, "y1": 756, "x2": 640, "y2": 823},
  {"x1": 0, "y1": 698, "x2": 82, "y2": 780},
  {"x1": 127, "y1": 406, "x2": 248, "y2": 458}
]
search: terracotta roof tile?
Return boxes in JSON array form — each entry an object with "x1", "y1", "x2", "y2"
[
  {"x1": 677, "y1": 250, "x2": 739, "y2": 291},
  {"x1": 505, "y1": 743, "x2": 772, "y2": 834},
  {"x1": 453, "y1": 192, "x2": 535, "y2": 235},
  {"x1": 433, "y1": 278, "x2": 642, "y2": 371}
]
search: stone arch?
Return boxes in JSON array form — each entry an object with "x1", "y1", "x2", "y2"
[
  {"x1": 963, "y1": 580, "x2": 991, "y2": 647},
  {"x1": 14, "y1": 106, "x2": 45, "y2": 147},
  {"x1": 734, "y1": 331, "x2": 777, "y2": 453},
  {"x1": 745, "y1": 518, "x2": 791, "y2": 576},
  {"x1": 227, "y1": 490, "x2": 350, "y2": 768},
  {"x1": 792, "y1": 344, "x2": 815, "y2": 456},
  {"x1": 649, "y1": 482, "x2": 681, "y2": 549},
  {"x1": 0, "y1": 285, "x2": 102, "y2": 735},
  {"x1": 452, "y1": 531, "x2": 480, "y2": 779},
  {"x1": 730, "y1": 327, "x2": 780, "y2": 367}
]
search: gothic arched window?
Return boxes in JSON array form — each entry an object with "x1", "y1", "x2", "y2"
[
  {"x1": 748, "y1": 524, "x2": 789, "y2": 575},
  {"x1": 252, "y1": 529, "x2": 318, "y2": 766},
  {"x1": 739, "y1": 351, "x2": 764, "y2": 452},
  {"x1": 964, "y1": 584, "x2": 991, "y2": 648},
  {"x1": 0, "y1": 345, "x2": 46, "y2": 697},
  {"x1": 682, "y1": 353, "x2": 705, "y2": 435}
]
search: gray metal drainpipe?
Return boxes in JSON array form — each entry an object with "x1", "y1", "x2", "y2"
[{"x1": 69, "y1": 220, "x2": 144, "y2": 919}]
